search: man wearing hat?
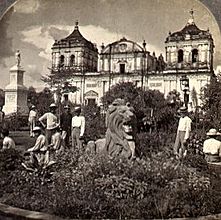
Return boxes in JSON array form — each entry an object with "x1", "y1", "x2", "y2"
[
  {"x1": 48, "y1": 123, "x2": 64, "y2": 155},
  {"x1": 39, "y1": 103, "x2": 58, "y2": 145},
  {"x1": 26, "y1": 126, "x2": 49, "y2": 165},
  {"x1": 28, "y1": 105, "x2": 38, "y2": 137},
  {"x1": 60, "y1": 105, "x2": 72, "y2": 147},
  {"x1": 203, "y1": 128, "x2": 221, "y2": 162},
  {"x1": 71, "y1": 106, "x2": 85, "y2": 150},
  {"x1": 174, "y1": 106, "x2": 192, "y2": 158}
]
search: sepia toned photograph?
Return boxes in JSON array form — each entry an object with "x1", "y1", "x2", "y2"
[{"x1": 0, "y1": 0, "x2": 221, "y2": 219}]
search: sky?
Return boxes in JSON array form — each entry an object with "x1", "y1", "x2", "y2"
[{"x1": 0, "y1": 0, "x2": 220, "y2": 90}]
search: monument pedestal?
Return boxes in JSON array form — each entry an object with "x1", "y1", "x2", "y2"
[{"x1": 3, "y1": 65, "x2": 29, "y2": 115}]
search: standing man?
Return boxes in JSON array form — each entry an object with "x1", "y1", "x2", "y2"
[
  {"x1": 60, "y1": 105, "x2": 72, "y2": 147},
  {"x1": 71, "y1": 106, "x2": 85, "y2": 150},
  {"x1": 28, "y1": 105, "x2": 38, "y2": 137},
  {"x1": 174, "y1": 106, "x2": 192, "y2": 158},
  {"x1": 39, "y1": 103, "x2": 58, "y2": 145},
  {"x1": 0, "y1": 106, "x2": 5, "y2": 134}
]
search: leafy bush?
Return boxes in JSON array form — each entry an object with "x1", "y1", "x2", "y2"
[
  {"x1": 4, "y1": 113, "x2": 28, "y2": 131},
  {"x1": 201, "y1": 77, "x2": 221, "y2": 129},
  {"x1": 83, "y1": 104, "x2": 106, "y2": 142},
  {"x1": 101, "y1": 82, "x2": 179, "y2": 133},
  {"x1": 136, "y1": 131, "x2": 175, "y2": 158},
  {"x1": 0, "y1": 149, "x2": 23, "y2": 197},
  {"x1": 1, "y1": 147, "x2": 219, "y2": 219},
  {"x1": 0, "y1": 148, "x2": 22, "y2": 173}
]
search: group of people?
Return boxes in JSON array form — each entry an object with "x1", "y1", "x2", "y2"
[
  {"x1": 2, "y1": 100, "x2": 221, "y2": 164},
  {"x1": 0, "y1": 103, "x2": 86, "y2": 167},
  {"x1": 174, "y1": 105, "x2": 221, "y2": 163},
  {"x1": 28, "y1": 103, "x2": 85, "y2": 151}
]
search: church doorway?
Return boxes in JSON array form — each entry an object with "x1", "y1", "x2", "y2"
[
  {"x1": 87, "y1": 98, "x2": 96, "y2": 106},
  {"x1": 84, "y1": 90, "x2": 98, "y2": 106}
]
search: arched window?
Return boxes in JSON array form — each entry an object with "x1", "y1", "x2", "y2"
[
  {"x1": 120, "y1": 63, "x2": 125, "y2": 73},
  {"x1": 70, "y1": 54, "x2": 75, "y2": 66},
  {"x1": 60, "y1": 55, "x2": 65, "y2": 67},
  {"x1": 178, "y1": 50, "x2": 184, "y2": 63},
  {"x1": 192, "y1": 49, "x2": 198, "y2": 63}
]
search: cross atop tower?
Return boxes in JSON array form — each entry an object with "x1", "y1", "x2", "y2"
[
  {"x1": 189, "y1": 8, "x2": 194, "y2": 18},
  {"x1": 75, "y1": 20, "x2": 79, "y2": 30},
  {"x1": 187, "y1": 8, "x2": 195, "y2": 25}
]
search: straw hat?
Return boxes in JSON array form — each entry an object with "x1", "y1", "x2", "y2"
[
  {"x1": 49, "y1": 103, "x2": 57, "y2": 108},
  {"x1": 33, "y1": 126, "x2": 41, "y2": 132},
  {"x1": 206, "y1": 128, "x2": 221, "y2": 136},
  {"x1": 31, "y1": 105, "x2": 36, "y2": 109},
  {"x1": 179, "y1": 106, "x2": 188, "y2": 113},
  {"x1": 74, "y1": 106, "x2": 81, "y2": 112}
]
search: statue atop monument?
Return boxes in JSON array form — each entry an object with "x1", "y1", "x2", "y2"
[
  {"x1": 3, "y1": 49, "x2": 28, "y2": 115},
  {"x1": 15, "y1": 50, "x2": 21, "y2": 67}
]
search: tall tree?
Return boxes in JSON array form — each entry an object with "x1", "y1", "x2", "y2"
[
  {"x1": 201, "y1": 77, "x2": 221, "y2": 128},
  {"x1": 27, "y1": 86, "x2": 38, "y2": 106},
  {"x1": 42, "y1": 70, "x2": 79, "y2": 110},
  {"x1": 101, "y1": 82, "x2": 178, "y2": 132},
  {"x1": 36, "y1": 88, "x2": 54, "y2": 115},
  {"x1": 0, "y1": 89, "x2": 5, "y2": 107}
]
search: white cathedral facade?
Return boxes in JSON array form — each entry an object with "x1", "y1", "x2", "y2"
[{"x1": 50, "y1": 12, "x2": 214, "y2": 108}]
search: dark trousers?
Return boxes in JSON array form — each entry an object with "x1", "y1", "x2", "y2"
[
  {"x1": 64, "y1": 129, "x2": 71, "y2": 147},
  {"x1": 46, "y1": 129, "x2": 53, "y2": 146}
]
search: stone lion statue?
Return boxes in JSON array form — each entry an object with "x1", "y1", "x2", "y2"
[{"x1": 87, "y1": 98, "x2": 136, "y2": 159}]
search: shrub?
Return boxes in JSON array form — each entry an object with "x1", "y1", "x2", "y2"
[
  {"x1": 49, "y1": 154, "x2": 215, "y2": 219},
  {"x1": 4, "y1": 113, "x2": 28, "y2": 131},
  {"x1": 83, "y1": 105, "x2": 106, "y2": 142},
  {"x1": 0, "y1": 145, "x2": 220, "y2": 219},
  {"x1": 0, "y1": 149, "x2": 23, "y2": 197},
  {"x1": 136, "y1": 131, "x2": 175, "y2": 158}
]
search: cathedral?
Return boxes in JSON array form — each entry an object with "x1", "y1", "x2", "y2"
[{"x1": 50, "y1": 11, "x2": 214, "y2": 108}]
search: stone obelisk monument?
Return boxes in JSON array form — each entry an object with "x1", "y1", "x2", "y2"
[{"x1": 3, "y1": 50, "x2": 29, "y2": 115}]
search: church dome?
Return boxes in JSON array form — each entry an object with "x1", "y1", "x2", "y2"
[
  {"x1": 165, "y1": 10, "x2": 212, "y2": 43},
  {"x1": 101, "y1": 37, "x2": 144, "y2": 54},
  {"x1": 52, "y1": 21, "x2": 98, "y2": 52}
]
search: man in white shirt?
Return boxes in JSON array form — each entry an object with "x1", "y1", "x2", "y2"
[
  {"x1": 203, "y1": 128, "x2": 221, "y2": 162},
  {"x1": 174, "y1": 106, "x2": 192, "y2": 158},
  {"x1": 71, "y1": 106, "x2": 85, "y2": 150},
  {"x1": 39, "y1": 103, "x2": 58, "y2": 145},
  {"x1": 24, "y1": 126, "x2": 50, "y2": 168},
  {"x1": 28, "y1": 105, "x2": 38, "y2": 137}
]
